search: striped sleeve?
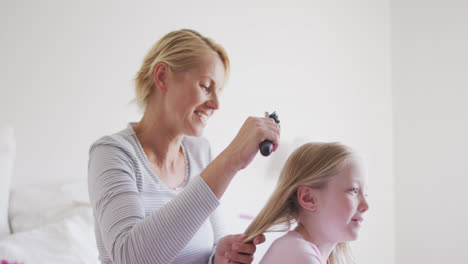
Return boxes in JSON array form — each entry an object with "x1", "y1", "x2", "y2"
[
  {"x1": 88, "y1": 143, "x2": 219, "y2": 264},
  {"x1": 207, "y1": 206, "x2": 229, "y2": 264}
]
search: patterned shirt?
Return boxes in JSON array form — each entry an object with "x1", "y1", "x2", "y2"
[{"x1": 88, "y1": 123, "x2": 225, "y2": 264}]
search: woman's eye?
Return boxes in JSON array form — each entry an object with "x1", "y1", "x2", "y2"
[{"x1": 349, "y1": 188, "x2": 359, "y2": 194}]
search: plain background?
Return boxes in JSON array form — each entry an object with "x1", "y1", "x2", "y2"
[
  {"x1": 392, "y1": 0, "x2": 468, "y2": 263},
  {"x1": 0, "y1": 0, "x2": 466, "y2": 263}
]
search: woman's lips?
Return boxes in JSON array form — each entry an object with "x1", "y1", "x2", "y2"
[{"x1": 195, "y1": 111, "x2": 208, "y2": 124}]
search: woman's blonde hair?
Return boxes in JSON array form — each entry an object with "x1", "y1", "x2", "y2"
[
  {"x1": 134, "y1": 29, "x2": 230, "y2": 110},
  {"x1": 244, "y1": 142, "x2": 355, "y2": 264}
]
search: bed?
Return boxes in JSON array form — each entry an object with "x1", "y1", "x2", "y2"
[{"x1": 0, "y1": 125, "x2": 98, "y2": 263}]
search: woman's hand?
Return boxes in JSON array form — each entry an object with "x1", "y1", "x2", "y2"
[
  {"x1": 214, "y1": 234, "x2": 266, "y2": 264},
  {"x1": 201, "y1": 116, "x2": 280, "y2": 199},
  {"x1": 223, "y1": 116, "x2": 281, "y2": 172}
]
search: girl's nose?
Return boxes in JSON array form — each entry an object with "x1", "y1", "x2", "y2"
[{"x1": 359, "y1": 195, "x2": 369, "y2": 213}]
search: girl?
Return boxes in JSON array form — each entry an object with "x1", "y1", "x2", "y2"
[{"x1": 244, "y1": 142, "x2": 369, "y2": 264}]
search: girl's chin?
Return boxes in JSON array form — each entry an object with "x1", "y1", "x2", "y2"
[{"x1": 345, "y1": 232, "x2": 360, "y2": 242}]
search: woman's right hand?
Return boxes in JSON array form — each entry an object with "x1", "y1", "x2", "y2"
[
  {"x1": 201, "y1": 116, "x2": 280, "y2": 199},
  {"x1": 222, "y1": 116, "x2": 281, "y2": 172}
]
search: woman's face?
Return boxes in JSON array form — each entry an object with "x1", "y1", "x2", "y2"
[
  {"x1": 316, "y1": 157, "x2": 369, "y2": 242},
  {"x1": 166, "y1": 52, "x2": 225, "y2": 137}
]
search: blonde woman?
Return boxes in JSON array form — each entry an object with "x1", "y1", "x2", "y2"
[
  {"x1": 88, "y1": 29, "x2": 280, "y2": 264},
  {"x1": 244, "y1": 143, "x2": 369, "y2": 264}
]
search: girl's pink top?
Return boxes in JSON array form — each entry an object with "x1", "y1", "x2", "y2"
[{"x1": 259, "y1": 231, "x2": 329, "y2": 264}]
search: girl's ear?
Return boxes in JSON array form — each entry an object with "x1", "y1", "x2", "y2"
[
  {"x1": 297, "y1": 186, "x2": 318, "y2": 212},
  {"x1": 153, "y1": 62, "x2": 169, "y2": 93}
]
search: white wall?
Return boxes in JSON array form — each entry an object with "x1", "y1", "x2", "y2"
[
  {"x1": 0, "y1": 0, "x2": 393, "y2": 263},
  {"x1": 392, "y1": 0, "x2": 468, "y2": 263}
]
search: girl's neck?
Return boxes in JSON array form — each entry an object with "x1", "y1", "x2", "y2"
[{"x1": 294, "y1": 222, "x2": 336, "y2": 264}]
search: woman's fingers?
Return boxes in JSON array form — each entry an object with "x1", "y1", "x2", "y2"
[
  {"x1": 239, "y1": 117, "x2": 280, "y2": 146},
  {"x1": 229, "y1": 117, "x2": 280, "y2": 165},
  {"x1": 263, "y1": 118, "x2": 280, "y2": 151},
  {"x1": 226, "y1": 251, "x2": 254, "y2": 264},
  {"x1": 227, "y1": 234, "x2": 266, "y2": 264},
  {"x1": 232, "y1": 242, "x2": 256, "y2": 255},
  {"x1": 216, "y1": 234, "x2": 266, "y2": 264},
  {"x1": 253, "y1": 234, "x2": 266, "y2": 245}
]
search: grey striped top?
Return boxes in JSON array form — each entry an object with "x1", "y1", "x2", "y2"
[{"x1": 88, "y1": 123, "x2": 225, "y2": 264}]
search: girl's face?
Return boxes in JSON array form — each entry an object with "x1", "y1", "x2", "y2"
[
  {"x1": 316, "y1": 157, "x2": 369, "y2": 242},
  {"x1": 165, "y1": 52, "x2": 225, "y2": 137}
]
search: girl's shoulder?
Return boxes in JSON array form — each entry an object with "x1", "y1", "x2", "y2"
[{"x1": 259, "y1": 231, "x2": 322, "y2": 264}]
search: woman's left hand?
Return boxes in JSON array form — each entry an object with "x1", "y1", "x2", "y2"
[{"x1": 214, "y1": 233, "x2": 266, "y2": 264}]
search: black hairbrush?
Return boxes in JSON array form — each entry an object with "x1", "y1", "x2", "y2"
[{"x1": 259, "y1": 111, "x2": 280, "y2": 156}]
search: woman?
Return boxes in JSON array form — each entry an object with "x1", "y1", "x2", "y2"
[{"x1": 88, "y1": 29, "x2": 280, "y2": 264}]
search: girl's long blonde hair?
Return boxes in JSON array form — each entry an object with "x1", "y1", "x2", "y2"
[{"x1": 244, "y1": 142, "x2": 355, "y2": 264}]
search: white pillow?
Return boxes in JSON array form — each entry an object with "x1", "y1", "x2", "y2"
[
  {"x1": 9, "y1": 181, "x2": 91, "y2": 233},
  {"x1": 0, "y1": 124, "x2": 15, "y2": 239},
  {"x1": 0, "y1": 206, "x2": 98, "y2": 264}
]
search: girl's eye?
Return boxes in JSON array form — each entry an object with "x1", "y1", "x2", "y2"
[
  {"x1": 349, "y1": 188, "x2": 359, "y2": 194},
  {"x1": 201, "y1": 84, "x2": 210, "y2": 92}
]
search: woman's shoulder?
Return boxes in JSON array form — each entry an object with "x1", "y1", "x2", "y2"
[
  {"x1": 181, "y1": 136, "x2": 213, "y2": 175},
  {"x1": 89, "y1": 124, "x2": 137, "y2": 156},
  {"x1": 182, "y1": 135, "x2": 210, "y2": 150},
  {"x1": 182, "y1": 135, "x2": 211, "y2": 157}
]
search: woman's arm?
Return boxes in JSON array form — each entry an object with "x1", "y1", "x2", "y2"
[
  {"x1": 201, "y1": 116, "x2": 280, "y2": 199},
  {"x1": 89, "y1": 116, "x2": 279, "y2": 264},
  {"x1": 88, "y1": 143, "x2": 219, "y2": 264}
]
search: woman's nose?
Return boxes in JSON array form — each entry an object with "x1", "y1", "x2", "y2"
[{"x1": 207, "y1": 92, "x2": 219, "y2": 110}]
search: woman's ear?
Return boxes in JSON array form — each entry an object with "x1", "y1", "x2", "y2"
[
  {"x1": 153, "y1": 62, "x2": 169, "y2": 93},
  {"x1": 297, "y1": 186, "x2": 318, "y2": 212}
]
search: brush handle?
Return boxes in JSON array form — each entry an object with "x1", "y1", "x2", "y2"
[{"x1": 259, "y1": 111, "x2": 280, "y2": 156}]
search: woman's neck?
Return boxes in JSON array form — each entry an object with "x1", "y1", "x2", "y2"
[
  {"x1": 133, "y1": 111, "x2": 184, "y2": 169},
  {"x1": 294, "y1": 222, "x2": 336, "y2": 264}
]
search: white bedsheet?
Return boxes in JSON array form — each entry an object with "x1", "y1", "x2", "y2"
[
  {"x1": 0, "y1": 206, "x2": 98, "y2": 263},
  {"x1": 0, "y1": 182, "x2": 98, "y2": 263}
]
